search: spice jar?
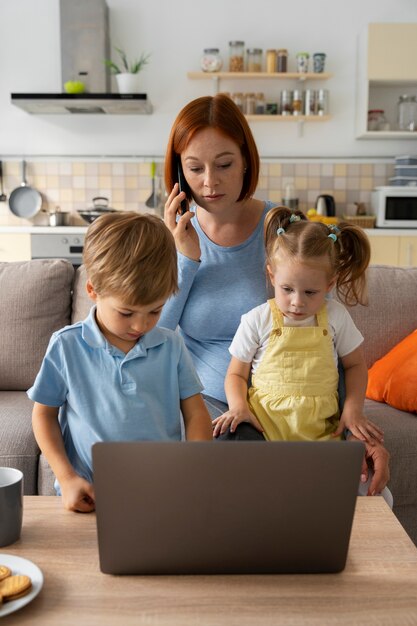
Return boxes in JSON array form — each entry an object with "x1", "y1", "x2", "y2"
[
  {"x1": 266, "y1": 49, "x2": 277, "y2": 73},
  {"x1": 229, "y1": 41, "x2": 245, "y2": 72},
  {"x1": 200, "y1": 48, "x2": 223, "y2": 72},
  {"x1": 317, "y1": 89, "x2": 329, "y2": 116},
  {"x1": 231, "y1": 92, "x2": 244, "y2": 111},
  {"x1": 255, "y1": 92, "x2": 266, "y2": 114},
  {"x1": 304, "y1": 89, "x2": 317, "y2": 115},
  {"x1": 281, "y1": 89, "x2": 293, "y2": 115},
  {"x1": 292, "y1": 89, "x2": 303, "y2": 116},
  {"x1": 244, "y1": 93, "x2": 256, "y2": 115},
  {"x1": 246, "y1": 48, "x2": 263, "y2": 72},
  {"x1": 277, "y1": 49, "x2": 288, "y2": 73}
]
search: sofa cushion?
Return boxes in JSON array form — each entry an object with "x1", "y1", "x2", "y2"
[
  {"x1": 345, "y1": 265, "x2": 417, "y2": 369},
  {"x1": 366, "y1": 329, "x2": 417, "y2": 413},
  {"x1": 0, "y1": 260, "x2": 74, "y2": 390},
  {"x1": 71, "y1": 265, "x2": 92, "y2": 324},
  {"x1": 0, "y1": 392, "x2": 39, "y2": 494}
]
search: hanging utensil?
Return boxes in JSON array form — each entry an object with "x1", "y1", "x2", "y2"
[
  {"x1": 8, "y1": 160, "x2": 42, "y2": 219},
  {"x1": 0, "y1": 161, "x2": 7, "y2": 202},
  {"x1": 145, "y1": 161, "x2": 157, "y2": 208}
]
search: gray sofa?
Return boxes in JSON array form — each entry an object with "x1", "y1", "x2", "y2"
[{"x1": 0, "y1": 260, "x2": 416, "y2": 545}]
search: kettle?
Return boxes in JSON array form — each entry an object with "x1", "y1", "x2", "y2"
[{"x1": 315, "y1": 194, "x2": 336, "y2": 217}]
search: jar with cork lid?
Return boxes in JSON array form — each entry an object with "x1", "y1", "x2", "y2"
[
  {"x1": 246, "y1": 48, "x2": 263, "y2": 72},
  {"x1": 277, "y1": 49, "x2": 288, "y2": 73},
  {"x1": 229, "y1": 41, "x2": 245, "y2": 72}
]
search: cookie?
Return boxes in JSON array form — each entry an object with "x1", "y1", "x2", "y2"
[
  {"x1": 0, "y1": 574, "x2": 32, "y2": 602},
  {"x1": 0, "y1": 565, "x2": 11, "y2": 582}
]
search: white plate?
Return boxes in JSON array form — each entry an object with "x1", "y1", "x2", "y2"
[{"x1": 0, "y1": 554, "x2": 43, "y2": 618}]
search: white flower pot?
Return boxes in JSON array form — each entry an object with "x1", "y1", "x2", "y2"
[{"x1": 115, "y1": 73, "x2": 141, "y2": 94}]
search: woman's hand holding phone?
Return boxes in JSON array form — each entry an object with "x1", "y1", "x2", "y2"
[{"x1": 164, "y1": 182, "x2": 201, "y2": 262}]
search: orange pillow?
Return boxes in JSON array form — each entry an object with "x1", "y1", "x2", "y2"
[{"x1": 366, "y1": 329, "x2": 417, "y2": 413}]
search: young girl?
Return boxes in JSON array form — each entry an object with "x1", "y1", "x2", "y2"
[{"x1": 212, "y1": 206, "x2": 384, "y2": 445}]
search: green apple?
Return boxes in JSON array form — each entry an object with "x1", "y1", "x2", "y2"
[{"x1": 64, "y1": 81, "x2": 86, "y2": 94}]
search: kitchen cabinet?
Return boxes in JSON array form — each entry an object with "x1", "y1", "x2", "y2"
[
  {"x1": 187, "y1": 72, "x2": 332, "y2": 125},
  {"x1": 0, "y1": 233, "x2": 31, "y2": 261},
  {"x1": 356, "y1": 23, "x2": 417, "y2": 139},
  {"x1": 367, "y1": 230, "x2": 417, "y2": 267}
]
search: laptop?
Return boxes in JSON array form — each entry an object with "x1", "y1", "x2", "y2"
[{"x1": 92, "y1": 440, "x2": 364, "y2": 575}]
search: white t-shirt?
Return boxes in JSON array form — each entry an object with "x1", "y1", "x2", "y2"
[{"x1": 229, "y1": 300, "x2": 364, "y2": 375}]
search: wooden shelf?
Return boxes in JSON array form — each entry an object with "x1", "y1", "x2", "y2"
[
  {"x1": 246, "y1": 115, "x2": 331, "y2": 122},
  {"x1": 357, "y1": 130, "x2": 417, "y2": 140},
  {"x1": 187, "y1": 72, "x2": 332, "y2": 81}
]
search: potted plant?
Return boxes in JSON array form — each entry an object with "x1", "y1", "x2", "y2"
[{"x1": 104, "y1": 47, "x2": 150, "y2": 94}]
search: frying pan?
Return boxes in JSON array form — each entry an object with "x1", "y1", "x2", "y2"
[{"x1": 8, "y1": 160, "x2": 42, "y2": 218}]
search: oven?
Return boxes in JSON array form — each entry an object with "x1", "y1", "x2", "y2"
[{"x1": 31, "y1": 233, "x2": 85, "y2": 268}]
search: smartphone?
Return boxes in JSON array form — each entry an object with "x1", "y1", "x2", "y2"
[{"x1": 177, "y1": 160, "x2": 190, "y2": 215}]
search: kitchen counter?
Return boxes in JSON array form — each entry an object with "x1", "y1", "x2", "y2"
[{"x1": 0, "y1": 225, "x2": 88, "y2": 234}]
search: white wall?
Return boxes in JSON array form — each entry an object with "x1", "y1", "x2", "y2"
[{"x1": 0, "y1": 0, "x2": 416, "y2": 158}]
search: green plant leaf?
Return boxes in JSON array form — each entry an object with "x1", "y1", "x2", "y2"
[{"x1": 104, "y1": 47, "x2": 151, "y2": 74}]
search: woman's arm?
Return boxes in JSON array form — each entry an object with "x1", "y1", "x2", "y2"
[
  {"x1": 212, "y1": 357, "x2": 263, "y2": 437},
  {"x1": 159, "y1": 253, "x2": 200, "y2": 329},
  {"x1": 181, "y1": 394, "x2": 213, "y2": 440},
  {"x1": 32, "y1": 402, "x2": 95, "y2": 512}
]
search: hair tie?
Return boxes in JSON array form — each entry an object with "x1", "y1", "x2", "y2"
[
  {"x1": 328, "y1": 224, "x2": 340, "y2": 233},
  {"x1": 276, "y1": 227, "x2": 285, "y2": 236},
  {"x1": 289, "y1": 214, "x2": 301, "y2": 223},
  {"x1": 328, "y1": 233, "x2": 337, "y2": 243}
]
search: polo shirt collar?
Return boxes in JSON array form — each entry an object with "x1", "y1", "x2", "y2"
[{"x1": 81, "y1": 305, "x2": 167, "y2": 356}]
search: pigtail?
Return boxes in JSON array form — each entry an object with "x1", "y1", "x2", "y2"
[
  {"x1": 264, "y1": 206, "x2": 307, "y2": 260},
  {"x1": 335, "y1": 222, "x2": 371, "y2": 306}
]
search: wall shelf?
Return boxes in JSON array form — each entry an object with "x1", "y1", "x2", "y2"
[{"x1": 187, "y1": 72, "x2": 332, "y2": 81}]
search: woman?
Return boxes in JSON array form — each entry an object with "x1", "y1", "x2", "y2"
[{"x1": 160, "y1": 94, "x2": 390, "y2": 497}]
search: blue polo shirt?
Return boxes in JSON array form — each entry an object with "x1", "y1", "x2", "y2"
[{"x1": 27, "y1": 307, "x2": 203, "y2": 487}]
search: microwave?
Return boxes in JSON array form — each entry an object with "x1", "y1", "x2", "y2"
[{"x1": 371, "y1": 187, "x2": 417, "y2": 228}]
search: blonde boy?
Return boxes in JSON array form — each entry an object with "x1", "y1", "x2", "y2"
[{"x1": 29, "y1": 212, "x2": 212, "y2": 512}]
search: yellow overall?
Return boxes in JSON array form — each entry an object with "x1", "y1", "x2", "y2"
[{"x1": 248, "y1": 299, "x2": 340, "y2": 441}]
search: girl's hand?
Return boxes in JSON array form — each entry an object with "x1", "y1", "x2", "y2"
[
  {"x1": 333, "y1": 413, "x2": 384, "y2": 445},
  {"x1": 164, "y1": 183, "x2": 201, "y2": 261},
  {"x1": 212, "y1": 407, "x2": 264, "y2": 438},
  {"x1": 60, "y1": 474, "x2": 95, "y2": 513}
]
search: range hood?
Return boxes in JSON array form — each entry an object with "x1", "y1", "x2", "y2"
[
  {"x1": 11, "y1": 1, "x2": 153, "y2": 116},
  {"x1": 11, "y1": 93, "x2": 152, "y2": 115}
]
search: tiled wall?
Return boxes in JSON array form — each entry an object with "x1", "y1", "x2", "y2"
[{"x1": 0, "y1": 159, "x2": 395, "y2": 221}]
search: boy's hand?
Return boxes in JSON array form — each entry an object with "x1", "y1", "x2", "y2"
[
  {"x1": 333, "y1": 411, "x2": 384, "y2": 445},
  {"x1": 60, "y1": 474, "x2": 95, "y2": 513},
  {"x1": 212, "y1": 406, "x2": 264, "y2": 438}
]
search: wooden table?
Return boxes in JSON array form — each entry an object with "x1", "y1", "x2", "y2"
[{"x1": 1, "y1": 496, "x2": 417, "y2": 625}]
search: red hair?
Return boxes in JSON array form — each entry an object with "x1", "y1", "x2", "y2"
[{"x1": 164, "y1": 94, "x2": 260, "y2": 202}]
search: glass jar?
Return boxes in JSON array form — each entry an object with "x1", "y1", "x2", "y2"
[
  {"x1": 317, "y1": 89, "x2": 329, "y2": 116},
  {"x1": 281, "y1": 89, "x2": 293, "y2": 115},
  {"x1": 255, "y1": 92, "x2": 266, "y2": 114},
  {"x1": 266, "y1": 49, "x2": 277, "y2": 73},
  {"x1": 368, "y1": 109, "x2": 386, "y2": 131},
  {"x1": 231, "y1": 92, "x2": 244, "y2": 112},
  {"x1": 246, "y1": 48, "x2": 262, "y2": 72},
  {"x1": 229, "y1": 41, "x2": 245, "y2": 72},
  {"x1": 296, "y1": 52, "x2": 309, "y2": 73},
  {"x1": 277, "y1": 49, "x2": 288, "y2": 73},
  {"x1": 244, "y1": 93, "x2": 256, "y2": 115},
  {"x1": 304, "y1": 89, "x2": 317, "y2": 115},
  {"x1": 292, "y1": 89, "x2": 303, "y2": 116},
  {"x1": 200, "y1": 48, "x2": 223, "y2": 72},
  {"x1": 398, "y1": 95, "x2": 417, "y2": 131}
]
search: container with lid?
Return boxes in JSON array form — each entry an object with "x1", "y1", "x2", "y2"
[
  {"x1": 200, "y1": 48, "x2": 223, "y2": 72},
  {"x1": 304, "y1": 89, "x2": 317, "y2": 116},
  {"x1": 229, "y1": 41, "x2": 245, "y2": 72},
  {"x1": 277, "y1": 49, "x2": 288, "y2": 73},
  {"x1": 281, "y1": 89, "x2": 293, "y2": 116},
  {"x1": 246, "y1": 48, "x2": 262, "y2": 72},
  {"x1": 317, "y1": 89, "x2": 329, "y2": 116},
  {"x1": 312, "y1": 53, "x2": 326, "y2": 73},
  {"x1": 397, "y1": 95, "x2": 417, "y2": 131},
  {"x1": 244, "y1": 93, "x2": 256, "y2": 115},
  {"x1": 266, "y1": 49, "x2": 277, "y2": 73},
  {"x1": 255, "y1": 92, "x2": 266, "y2": 114},
  {"x1": 231, "y1": 92, "x2": 244, "y2": 111},
  {"x1": 292, "y1": 89, "x2": 303, "y2": 116},
  {"x1": 296, "y1": 52, "x2": 309, "y2": 73}
]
